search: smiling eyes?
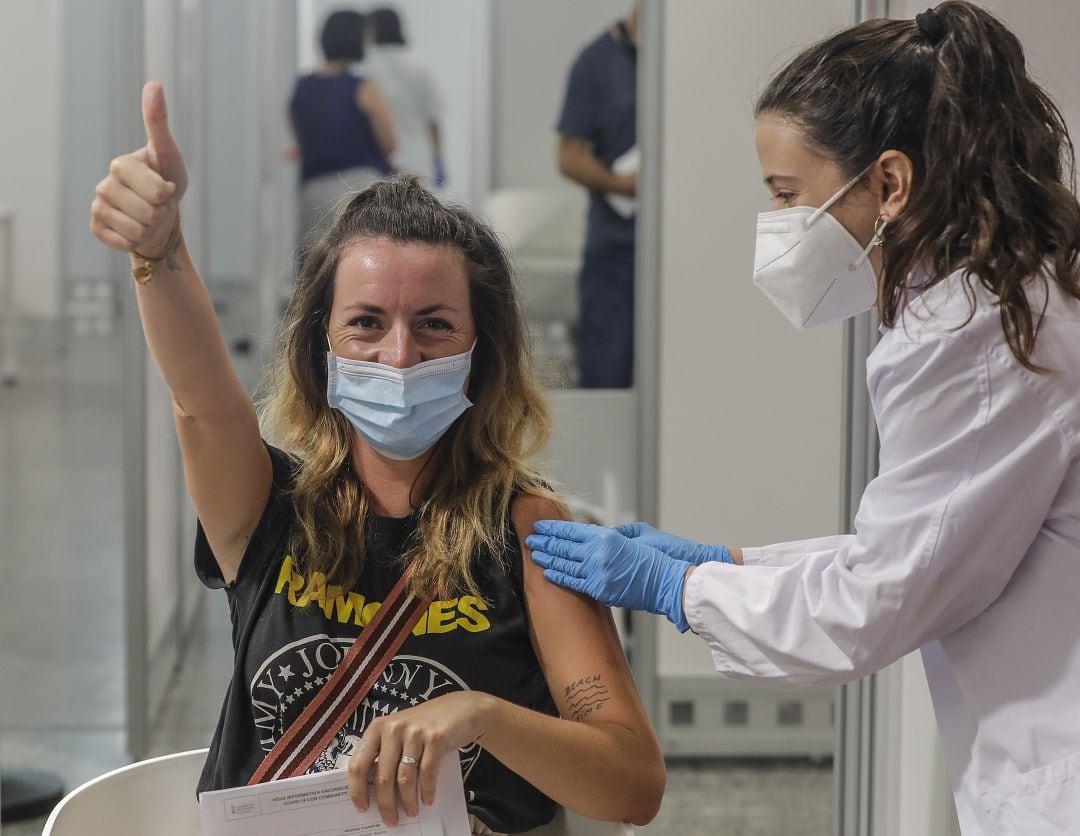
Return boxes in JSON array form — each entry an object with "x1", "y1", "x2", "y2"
[{"x1": 347, "y1": 315, "x2": 454, "y2": 332}]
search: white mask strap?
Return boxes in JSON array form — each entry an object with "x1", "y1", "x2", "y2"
[
  {"x1": 854, "y1": 218, "x2": 888, "y2": 268},
  {"x1": 806, "y1": 161, "x2": 877, "y2": 228}
]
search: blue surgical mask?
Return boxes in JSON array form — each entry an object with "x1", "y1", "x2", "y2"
[{"x1": 326, "y1": 343, "x2": 474, "y2": 461}]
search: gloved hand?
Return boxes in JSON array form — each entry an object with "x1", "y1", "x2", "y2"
[
  {"x1": 433, "y1": 157, "x2": 447, "y2": 188},
  {"x1": 616, "y1": 522, "x2": 734, "y2": 566},
  {"x1": 526, "y1": 520, "x2": 694, "y2": 632}
]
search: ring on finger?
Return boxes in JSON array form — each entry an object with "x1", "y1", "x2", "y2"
[{"x1": 400, "y1": 755, "x2": 419, "y2": 767}]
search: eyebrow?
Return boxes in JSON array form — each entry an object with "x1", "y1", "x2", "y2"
[
  {"x1": 764, "y1": 175, "x2": 801, "y2": 188},
  {"x1": 341, "y1": 303, "x2": 460, "y2": 316}
]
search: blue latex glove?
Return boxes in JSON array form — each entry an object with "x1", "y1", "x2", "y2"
[
  {"x1": 616, "y1": 522, "x2": 734, "y2": 566},
  {"x1": 526, "y1": 520, "x2": 693, "y2": 632},
  {"x1": 433, "y1": 157, "x2": 447, "y2": 188}
]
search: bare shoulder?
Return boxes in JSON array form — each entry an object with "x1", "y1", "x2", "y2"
[
  {"x1": 357, "y1": 78, "x2": 384, "y2": 106},
  {"x1": 511, "y1": 490, "x2": 569, "y2": 535},
  {"x1": 511, "y1": 490, "x2": 574, "y2": 587}
]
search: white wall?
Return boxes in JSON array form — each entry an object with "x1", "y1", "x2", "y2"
[
  {"x1": 61, "y1": 0, "x2": 121, "y2": 289},
  {"x1": 654, "y1": 0, "x2": 851, "y2": 678},
  {"x1": 0, "y1": 0, "x2": 61, "y2": 320},
  {"x1": 491, "y1": 0, "x2": 629, "y2": 191},
  {"x1": 204, "y1": 0, "x2": 258, "y2": 283}
]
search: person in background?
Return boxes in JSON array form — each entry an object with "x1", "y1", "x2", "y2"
[
  {"x1": 363, "y1": 7, "x2": 446, "y2": 188},
  {"x1": 290, "y1": 9, "x2": 397, "y2": 247},
  {"x1": 556, "y1": 4, "x2": 638, "y2": 389}
]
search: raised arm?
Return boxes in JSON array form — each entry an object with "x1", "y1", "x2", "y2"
[{"x1": 89, "y1": 82, "x2": 271, "y2": 582}]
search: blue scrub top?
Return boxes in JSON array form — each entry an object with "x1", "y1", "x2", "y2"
[
  {"x1": 290, "y1": 72, "x2": 391, "y2": 183},
  {"x1": 556, "y1": 26, "x2": 637, "y2": 251}
]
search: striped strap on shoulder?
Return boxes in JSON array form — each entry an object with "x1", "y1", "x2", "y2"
[{"x1": 249, "y1": 571, "x2": 434, "y2": 784}]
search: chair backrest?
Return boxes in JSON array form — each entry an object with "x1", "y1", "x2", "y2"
[
  {"x1": 42, "y1": 748, "x2": 633, "y2": 836},
  {"x1": 42, "y1": 749, "x2": 207, "y2": 836},
  {"x1": 532, "y1": 807, "x2": 636, "y2": 835},
  {"x1": 480, "y1": 187, "x2": 587, "y2": 257},
  {"x1": 479, "y1": 187, "x2": 586, "y2": 324}
]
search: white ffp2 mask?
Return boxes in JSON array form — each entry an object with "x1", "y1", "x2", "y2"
[{"x1": 752, "y1": 169, "x2": 885, "y2": 330}]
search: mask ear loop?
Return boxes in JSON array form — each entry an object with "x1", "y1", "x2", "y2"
[
  {"x1": 805, "y1": 161, "x2": 878, "y2": 230},
  {"x1": 852, "y1": 215, "x2": 888, "y2": 269},
  {"x1": 322, "y1": 308, "x2": 334, "y2": 355}
]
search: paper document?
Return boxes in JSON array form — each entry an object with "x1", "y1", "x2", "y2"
[
  {"x1": 605, "y1": 145, "x2": 640, "y2": 219},
  {"x1": 199, "y1": 753, "x2": 471, "y2": 836}
]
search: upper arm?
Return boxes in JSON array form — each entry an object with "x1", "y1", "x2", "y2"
[
  {"x1": 287, "y1": 82, "x2": 303, "y2": 143},
  {"x1": 556, "y1": 134, "x2": 594, "y2": 184},
  {"x1": 175, "y1": 404, "x2": 273, "y2": 584},
  {"x1": 513, "y1": 494, "x2": 658, "y2": 741},
  {"x1": 357, "y1": 80, "x2": 397, "y2": 155},
  {"x1": 557, "y1": 134, "x2": 586, "y2": 161},
  {"x1": 556, "y1": 52, "x2": 596, "y2": 142}
]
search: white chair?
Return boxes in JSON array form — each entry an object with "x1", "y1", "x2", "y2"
[
  {"x1": 480, "y1": 188, "x2": 587, "y2": 385},
  {"x1": 535, "y1": 807, "x2": 635, "y2": 836},
  {"x1": 480, "y1": 188, "x2": 587, "y2": 258},
  {"x1": 42, "y1": 749, "x2": 204, "y2": 836},
  {"x1": 42, "y1": 748, "x2": 632, "y2": 835},
  {"x1": 480, "y1": 187, "x2": 586, "y2": 323}
]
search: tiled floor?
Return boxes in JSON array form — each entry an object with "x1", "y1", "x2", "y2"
[
  {"x1": 0, "y1": 314, "x2": 831, "y2": 836},
  {"x1": 1, "y1": 321, "x2": 127, "y2": 836}
]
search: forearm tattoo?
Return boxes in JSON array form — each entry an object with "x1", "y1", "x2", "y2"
[{"x1": 564, "y1": 674, "x2": 610, "y2": 722}]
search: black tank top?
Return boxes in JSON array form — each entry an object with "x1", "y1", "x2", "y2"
[
  {"x1": 289, "y1": 73, "x2": 391, "y2": 182},
  {"x1": 195, "y1": 445, "x2": 559, "y2": 833}
]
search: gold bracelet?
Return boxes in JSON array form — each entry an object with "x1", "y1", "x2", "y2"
[{"x1": 131, "y1": 218, "x2": 183, "y2": 286}]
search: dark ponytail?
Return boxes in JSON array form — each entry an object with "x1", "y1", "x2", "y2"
[{"x1": 756, "y1": 1, "x2": 1080, "y2": 372}]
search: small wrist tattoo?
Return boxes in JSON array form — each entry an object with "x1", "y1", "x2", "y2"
[{"x1": 165, "y1": 239, "x2": 182, "y2": 271}]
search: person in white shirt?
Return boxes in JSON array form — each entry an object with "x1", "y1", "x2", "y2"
[
  {"x1": 362, "y1": 7, "x2": 445, "y2": 187},
  {"x1": 525, "y1": 3, "x2": 1080, "y2": 833}
]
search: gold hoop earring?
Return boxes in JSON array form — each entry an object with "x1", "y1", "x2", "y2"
[{"x1": 871, "y1": 214, "x2": 888, "y2": 249}]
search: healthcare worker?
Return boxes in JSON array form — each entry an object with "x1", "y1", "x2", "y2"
[{"x1": 526, "y1": 3, "x2": 1080, "y2": 833}]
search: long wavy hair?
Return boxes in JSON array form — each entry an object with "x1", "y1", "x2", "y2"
[
  {"x1": 756, "y1": 1, "x2": 1080, "y2": 371},
  {"x1": 263, "y1": 176, "x2": 555, "y2": 598}
]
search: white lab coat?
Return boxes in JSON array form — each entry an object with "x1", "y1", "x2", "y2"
[{"x1": 684, "y1": 269, "x2": 1080, "y2": 834}]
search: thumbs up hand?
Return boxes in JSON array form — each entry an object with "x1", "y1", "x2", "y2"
[
  {"x1": 141, "y1": 81, "x2": 187, "y2": 202},
  {"x1": 90, "y1": 82, "x2": 186, "y2": 257}
]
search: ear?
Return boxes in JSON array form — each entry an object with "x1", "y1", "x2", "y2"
[{"x1": 875, "y1": 150, "x2": 914, "y2": 221}]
